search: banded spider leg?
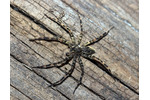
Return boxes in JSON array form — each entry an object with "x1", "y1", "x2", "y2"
[
  {"x1": 48, "y1": 56, "x2": 77, "y2": 87},
  {"x1": 44, "y1": 12, "x2": 75, "y2": 44},
  {"x1": 73, "y1": 56, "x2": 84, "y2": 94},
  {"x1": 85, "y1": 26, "x2": 114, "y2": 46}
]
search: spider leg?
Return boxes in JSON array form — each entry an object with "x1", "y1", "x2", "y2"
[
  {"x1": 73, "y1": 56, "x2": 84, "y2": 94},
  {"x1": 85, "y1": 26, "x2": 114, "y2": 46},
  {"x1": 32, "y1": 55, "x2": 73, "y2": 69},
  {"x1": 82, "y1": 55, "x2": 116, "y2": 80},
  {"x1": 77, "y1": 12, "x2": 84, "y2": 45},
  {"x1": 44, "y1": 14, "x2": 75, "y2": 44},
  {"x1": 49, "y1": 56, "x2": 77, "y2": 87},
  {"x1": 29, "y1": 36, "x2": 71, "y2": 47}
]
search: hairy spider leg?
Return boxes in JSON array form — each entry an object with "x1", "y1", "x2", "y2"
[
  {"x1": 85, "y1": 26, "x2": 114, "y2": 46},
  {"x1": 29, "y1": 37, "x2": 71, "y2": 47},
  {"x1": 44, "y1": 14, "x2": 75, "y2": 44},
  {"x1": 83, "y1": 55, "x2": 116, "y2": 80},
  {"x1": 73, "y1": 57, "x2": 84, "y2": 94},
  {"x1": 49, "y1": 56, "x2": 77, "y2": 87},
  {"x1": 77, "y1": 12, "x2": 84, "y2": 45},
  {"x1": 32, "y1": 55, "x2": 73, "y2": 69}
]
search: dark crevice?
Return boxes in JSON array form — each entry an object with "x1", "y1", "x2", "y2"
[
  {"x1": 60, "y1": 1, "x2": 138, "y2": 95},
  {"x1": 11, "y1": 33, "x2": 125, "y2": 99},
  {"x1": 11, "y1": 21, "x2": 107, "y2": 98},
  {"x1": 11, "y1": 49, "x2": 105, "y2": 99},
  {"x1": 67, "y1": 61, "x2": 125, "y2": 99},
  {"x1": 10, "y1": 54, "x2": 25, "y2": 64},
  {"x1": 101, "y1": 40, "x2": 139, "y2": 73},
  {"x1": 61, "y1": 0, "x2": 139, "y2": 61},
  {"x1": 10, "y1": 1, "x2": 138, "y2": 98},
  {"x1": 10, "y1": 84, "x2": 33, "y2": 100},
  {"x1": 72, "y1": 77, "x2": 106, "y2": 100},
  {"x1": 86, "y1": 57, "x2": 139, "y2": 95},
  {"x1": 81, "y1": 70, "x2": 127, "y2": 99},
  {"x1": 18, "y1": 34, "x2": 106, "y2": 99},
  {"x1": 59, "y1": 70, "x2": 106, "y2": 100},
  {"x1": 10, "y1": 31, "x2": 67, "y2": 66},
  {"x1": 10, "y1": 54, "x2": 70, "y2": 100},
  {"x1": 10, "y1": 4, "x2": 62, "y2": 38},
  {"x1": 83, "y1": 85, "x2": 105, "y2": 100},
  {"x1": 10, "y1": 32, "x2": 50, "y2": 63}
]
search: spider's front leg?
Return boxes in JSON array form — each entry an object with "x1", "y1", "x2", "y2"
[
  {"x1": 32, "y1": 55, "x2": 73, "y2": 69},
  {"x1": 73, "y1": 57, "x2": 84, "y2": 94},
  {"x1": 85, "y1": 26, "x2": 114, "y2": 46},
  {"x1": 44, "y1": 14, "x2": 75, "y2": 43},
  {"x1": 29, "y1": 36, "x2": 71, "y2": 47},
  {"x1": 77, "y1": 11, "x2": 84, "y2": 45},
  {"x1": 49, "y1": 56, "x2": 77, "y2": 87}
]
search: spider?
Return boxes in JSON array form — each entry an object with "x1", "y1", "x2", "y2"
[{"x1": 29, "y1": 11, "x2": 114, "y2": 94}]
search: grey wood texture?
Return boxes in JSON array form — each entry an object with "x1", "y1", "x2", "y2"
[{"x1": 10, "y1": 0, "x2": 139, "y2": 100}]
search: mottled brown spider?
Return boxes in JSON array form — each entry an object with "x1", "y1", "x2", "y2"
[{"x1": 29, "y1": 11, "x2": 114, "y2": 94}]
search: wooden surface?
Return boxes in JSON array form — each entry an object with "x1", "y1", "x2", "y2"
[{"x1": 10, "y1": 0, "x2": 139, "y2": 100}]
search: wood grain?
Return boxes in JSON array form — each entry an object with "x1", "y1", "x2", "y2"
[{"x1": 10, "y1": 0, "x2": 139, "y2": 99}]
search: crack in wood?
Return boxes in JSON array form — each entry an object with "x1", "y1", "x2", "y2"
[
  {"x1": 87, "y1": 57, "x2": 139, "y2": 95},
  {"x1": 11, "y1": 32, "x2": 50, "y2": 63},
  {"x1": 10, "y1": 35, "x2": 106, "y2": 99},
  {"x1": 10, "y1": 31, "x2": 129, "y2": 99},
  {"x1": 10, "y1": 1, "x2": 138, "y2": 99},
  {"x1": 10, "y1": 4, "x2": 63, "y2": 38},
  {"x1": 10, "y1": 54, "x2": 71, "y2": 100},
  {"x1": 11, "y1": 84, "x2": 33, "y2": 100}
]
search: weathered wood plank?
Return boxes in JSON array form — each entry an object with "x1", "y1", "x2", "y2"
[{"x1": 10, "y1": 0, "x2": 138, "y2": 99}]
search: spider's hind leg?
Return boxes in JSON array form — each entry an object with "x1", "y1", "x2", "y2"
[
  {"x1": 85, "y1": 26, "x2": 114, "y2": 46},
  {"x1": 83, "y1": 55, "x2": 116, "y2": 80},
  {"x1": 73, "y1": 57, "x2": 84, "y2": 94},
  {"x1": 49, "y1": 56, "x2": 77, "y2": 87}
]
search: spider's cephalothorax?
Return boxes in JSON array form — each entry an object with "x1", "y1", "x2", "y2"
[
  {"x1": 29, "y1": 11, "x2": 114, "y2": 94},
  {"x1": 70, "y1": 45, "x2": 95, "y2": 56}
]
